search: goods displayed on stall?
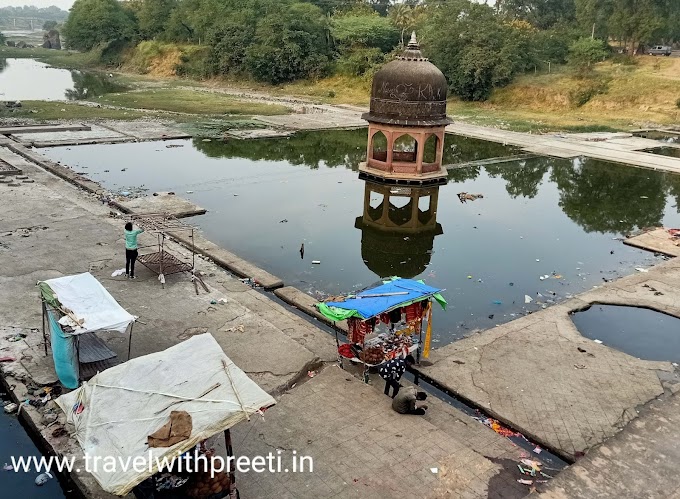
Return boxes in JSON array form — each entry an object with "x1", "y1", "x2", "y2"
[
  {"x1": 56, "y1": 334, "x2": 276, "y2": 498},
  {"x1": 317, "y1": 278, "x2": 446, "y2": 376}
]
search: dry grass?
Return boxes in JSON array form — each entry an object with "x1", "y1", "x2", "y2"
[{"x1": 99, "y1": 89, "x2": 290, "y2": 116}]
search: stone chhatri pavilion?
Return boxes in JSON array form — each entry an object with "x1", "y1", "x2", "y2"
[{"x1": 360, "y1": 32, "x2": 451, "y2": 185}]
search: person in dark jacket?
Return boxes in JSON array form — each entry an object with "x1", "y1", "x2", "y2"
[{"x1": 378, "y1": 354, "x2": 415, "y2": 398}]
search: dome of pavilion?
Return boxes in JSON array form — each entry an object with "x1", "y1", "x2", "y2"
[{"x1": 361, "y1": 32, "x2": 450, "y2": 127}]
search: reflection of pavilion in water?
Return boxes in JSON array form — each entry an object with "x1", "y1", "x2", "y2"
[{"x1": 355, "y1": 181, "x2": 442, "y2": 279}]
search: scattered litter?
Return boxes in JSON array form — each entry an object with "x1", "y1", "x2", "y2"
[
  {"x1": 635, "y1": 267, "x2": 649, "y2": 273},
  {"x1": 201, "y1": 139, "x2": 212, "y2": 142},
  {"x1": 166, "y1": 144, "x2": 184, "y2": 148},
  {"x1": 492, "y1": 300, "x2": 502, "y2": 305},
  {"x1": 488, "y1": 314, "x2": 494, "y2": 319},
  {"x1": 535, "y1": 259, "x2": 540, "y2": 262},
  {"x1": 307, "y1": 370, "x2": 317, "y2": 378},
  {"x1": 111, "y1": 268, "x2": 126, "y2": 277},
  {"x1": 312, "y1": 260, "x2": 321, "y2": 264},
  {"x1": 224, "y1": 324, "x2": 245, "y2": 333},
  {"x1": 476, "y1": 416, "x2": 519, "y2": 437},
  {"x1": 430, "y1": 467, "x2": 438, "y2": 474},
  {"x1": 594, "y1": 339, "x2": 603, "y2": 344},
  {"x1": 217, "y1": 298, "x2": 227, "y2": 304},
  {"x1": 467, "y1": 275, "x2": 473, "y2": 279},
  {"x1": 0, "y1": 356, "x2": 15, "y2": 362},
  {"x1": 6, "y1": 333, "x2": 26, "y2": 342},
  {"x1": 210, "y1": 299, "x2": 217, "y2": 305},
  {"x1": 457, "y1": 192, "x2": 484, "y2": 203},
  {"x1": 279, "y1": 219, "x2": 288, "y2": 223},
  {"x1": 517, "y1": 479, "x2": 533, "y2": 485},
  {"x1": 524, "y1": 295, "x2": 533, "y2": 304},
  {"x1": 3, "y1": 403, "x2": 17, "y2": 414},
  {"x1": 509, "y1": 282, "x2": 514, "y2": 286},
  {"x1": 35, "y1": 472, "x2": 53, "y2": 486},
  {"x1": 51, "y1": 427, "x2": 68, "y2": 438},
  {"x1": 574, "y1": 364, "x2": 586, "y2": 369},
  {"x1": 186, "y1": 190, "x2": 194, "y2": 194},
  {"x1": 640, "y1": 195, "x2": 648, "y2": 199}
]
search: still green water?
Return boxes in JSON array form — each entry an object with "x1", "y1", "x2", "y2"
[{"x1": 44, "y1": 130, "x2": 680, "y2": 346}]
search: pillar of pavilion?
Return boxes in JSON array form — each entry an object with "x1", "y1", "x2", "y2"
[{"x1": 359, "y1": 32, "x2": 451, "y2": 186}]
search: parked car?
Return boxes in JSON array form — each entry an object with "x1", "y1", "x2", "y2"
[{"x1": 647, "y1": 45, "x2": 672, "y2": 56}]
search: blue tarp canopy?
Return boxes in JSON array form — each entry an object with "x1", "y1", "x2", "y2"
[{"x1": 317, "y1": 278, "x2": 446, "y2": 321}]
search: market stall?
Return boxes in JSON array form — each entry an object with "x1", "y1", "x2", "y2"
[
  {"x1": 38, "y1": 272, "x2": 136, "y2": 389},
  {"x1": 56, "y1": 333, "x2": 277, "y2": 498},
  {"x1": 316, "y1": 278, "x2": 446, "y2": 379}
]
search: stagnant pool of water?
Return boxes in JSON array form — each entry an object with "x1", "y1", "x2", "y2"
[
  {"x1": 645, "y1": 146, "x2": 680, "y2": 159},
  {"x1": 43, "y1": 130, "x2": 680, "y2": 346},
  {"x1": 0, "y1": 58, "x2": 127, "y2": 101},
  {"x1": 571, "y1": 305, "x2": 680, "y2": 363}
]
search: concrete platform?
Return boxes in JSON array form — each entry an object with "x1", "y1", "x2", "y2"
[
  {"x1": 624, "y1": 227, "x2": 680, "y2": 257},
  {"x1": 447, "y1": 123, "x2": 680, "y2": 173},
  {"x1": 417, "y1": 258, "x2": 680, "y2": 461},
  {"x1": 541, "y1": 391, "x2": 680, "y2": 499},
  {"x1": 8, "y1": 121, "x2": 190, "y2": 147},
  {"x1": 0, "y1": 124, "x2": 91, "y2": 135},
  {"x1": 116, "y1": 192, "x2": 207, "y2": 218},
  {"x1": 255, "y1": 111, "x2": 366, "y2": 131}
]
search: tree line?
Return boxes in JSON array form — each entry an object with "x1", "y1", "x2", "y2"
[{"x1": 61, "y1": 0, "x2": 680, "y2": 101}]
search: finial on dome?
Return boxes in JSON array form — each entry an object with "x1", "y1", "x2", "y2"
[{"x1": 408, "y1": 31, "x2": 419, "y2": 49}]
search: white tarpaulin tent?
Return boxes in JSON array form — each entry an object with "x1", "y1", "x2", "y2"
[
  {"x1": 41, "y1": 272, "x2": 135, "y2": 335},
  {"x1": 56, "y1": 333, "x2": 277, "y2": 496}
]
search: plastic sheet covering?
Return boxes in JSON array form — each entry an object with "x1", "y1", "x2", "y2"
[
  {"x1": 55, "y1": 334, "x2": 277, "y2": 496},
  {"x1": 39, "y1": 273, "x2": 135, "y2": 335},
  {"x1": 317, "y1": 278, "x2": 446, "y2": 321},
  {"x1": 48, "y1": 310, "x2": 79, "y2": 389}
]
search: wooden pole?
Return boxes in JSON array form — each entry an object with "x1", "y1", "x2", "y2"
[{"x1": 42, "y1": 300, "x2": 48, "y2": 357}]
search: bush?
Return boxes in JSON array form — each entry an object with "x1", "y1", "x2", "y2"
[
  {"x1": 676, "y1": 98, "x2": 680, "y2": 109},
  {"x1": 336, "y1": 47, "x2": 385, "y2": 76},
  {"x1": 569, "y1": 77, "x2": 610, "y2": 107},
  {"x1": 610, "y1": 53, "x2": 638, "y2": 66},
  {"x1": 568, "y1": 38, "x2": 607, "y2": 74},
  {"x1": 175, "y1": 46, "x2": 212, "y2": 79}
]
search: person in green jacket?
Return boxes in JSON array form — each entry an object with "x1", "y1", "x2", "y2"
[{"x1": 124, "y1": 222, "x2": 144, "y2": 279}]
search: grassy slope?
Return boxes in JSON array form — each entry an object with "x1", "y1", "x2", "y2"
[{"x1": 3, "y1": 44, "x2": 678, "y2": 132}]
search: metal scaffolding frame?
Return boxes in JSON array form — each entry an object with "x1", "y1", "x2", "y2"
[{"x1": 129, "y1": 213, "x2": 206, "y2": 291}]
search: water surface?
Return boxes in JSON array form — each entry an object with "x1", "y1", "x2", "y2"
[
  {"x1": 0, "y1": 58, "x2": 126, "y2": 101},
  {"x1": 43, "y1": 130, "x2": 680, "y2": 346},
  {"x1": 571, "y1": 305, "x2": 680, "y2": 363}
]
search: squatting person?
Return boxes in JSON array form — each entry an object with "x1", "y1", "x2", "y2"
[
  {"x1": 392, "y1": 386, "x2": 428, "y2": 415},
  {"x1": 124, "y1": 222, "x2": 144, "y2": 279}
]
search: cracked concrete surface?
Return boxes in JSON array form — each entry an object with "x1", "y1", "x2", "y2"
[{"x1": 418, "y1": 259, "x2": 680, "y2": 460}]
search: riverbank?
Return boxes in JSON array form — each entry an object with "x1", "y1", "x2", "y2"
[
  {"x1": 0, "y1": 134, "x2": 548, "y2": 499},
  {"x1": 2, "y1": 45, "x2": 679, "y2": 133}
]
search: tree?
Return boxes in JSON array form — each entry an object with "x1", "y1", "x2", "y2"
[
  {"x1": 425, "y1": 0, "x2": 539, "y2": 101},
  {"x1": 245, "y1": 2, "x2": 332, "y2": 84},
  {"x1": 134, "y1": 0, "x2": 177, "y2": 40},
  {"x1": 567, "y1": 37, "x2": 607, "y2": 70},
  {"x1": 43, "y1": 20, "x2": 58, "y2": 31},
  {"x1": 607, "y1": 0, "x2": 664, "y2": 53},
  {"x1": 497, "y1": 0, "x2": 576, "y2": 29},
  {"x1": 332, "y1": 12, "x2": 399, "y2": 53},
  {"x1": 62, "y1": 0, "x2": 138, "y2": 51}
]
